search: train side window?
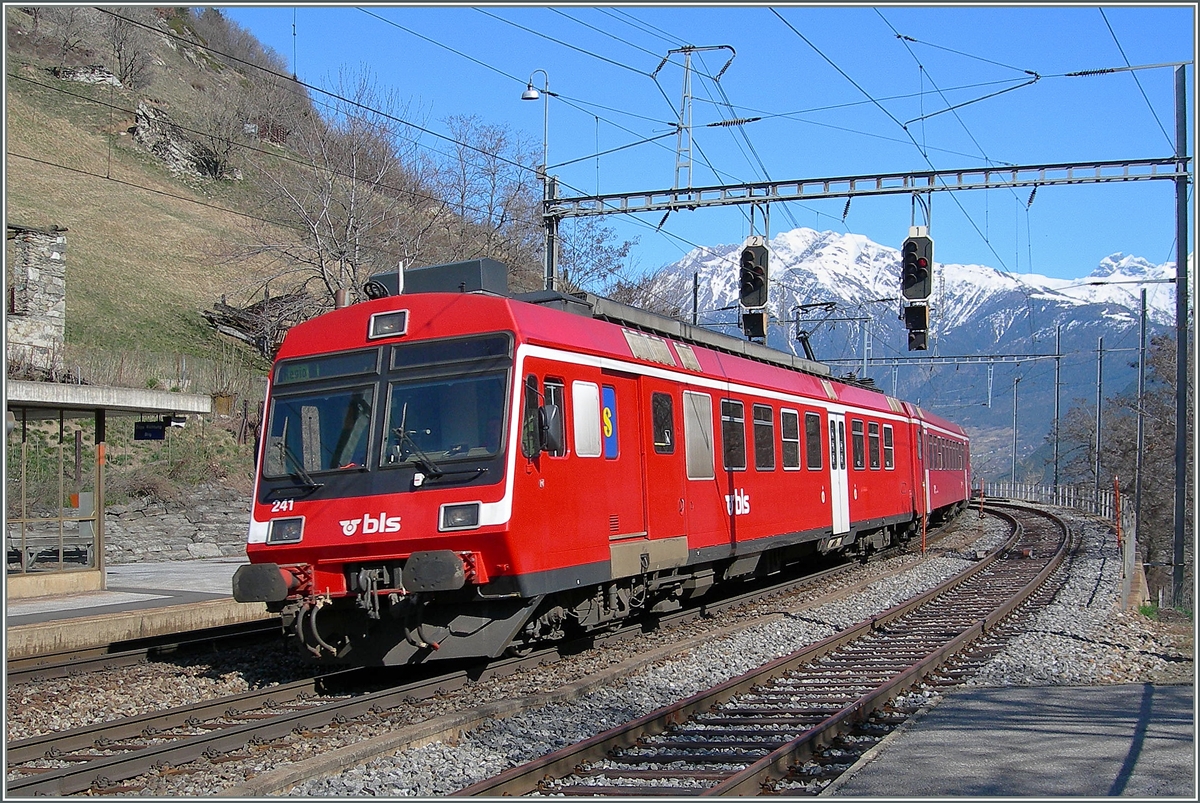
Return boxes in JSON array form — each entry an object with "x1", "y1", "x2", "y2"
[
  {"x1": 572, "y1": 381, "x2": 602, "y2": 458},
  {"x1": 682, "y1": 391, "x2": 714, "y2": 480},
  {"x1": 883, "y1": 425, "x2": 895, "y2": 469},
  {"x1": 868, "y1": 422, "x2": 881, "y2": 470},
  {"x1": 806, "y1": 412, "x2": 822, "y2": 470},
  {"x1": 781, "y1": 409, "x2": 801, "y2": 470},
  {"x1": 917, "y1": 429, "x2": 923, "y2": 461},
  {"x1": 851, "y1": 419, "x2": 865, "y2": 470},
  {"x1": 825, "y1": 420, "x2": 835, "y2": 470},
  {"x1": 652, "y1": 392, "x2": 674, "y2": 455},
  {"x1": 544, "y1": 378, "x2": 566, "y2": 456},
  {"x1": 721, "y1": 399, "x2": 746, "y2": 471},
  {"x1": 753, "y1": 404, "x2": 775, "y2": 471},
  {"x1": 520, "y1": 375, "x2": 540, "y2": 458},
  {"x1": 837, "y1": 420, "x2": 846, "y2": 470}
]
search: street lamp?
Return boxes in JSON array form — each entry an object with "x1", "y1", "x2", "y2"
[
  {"x1": 521, "y1": 69, "x2": 557, "y2": 291},
  {"x1": 521, "y1": 69, "x2": 549, "y2": 179}
]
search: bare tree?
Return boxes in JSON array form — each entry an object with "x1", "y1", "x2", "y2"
[
  {"x1": 606, "y1": 267, "x2": 685, "y2": 319},
  {"x1": 1053, "y1": 334, "x2": 1192, "y2": 607},
  {"x1": 99, "y1": 6, "x2": 155, "y2": 89},
  {"x1": 44, "y1": 6, "x2": 94, "y2": 70},
  {"x1": 555, "y1": 215, "x2": 639, "y2": 296},
  {"x1": 189, "y1": 7, "x2": 290, "y2": 75},
  {"x1": 229, "y1": 67, "x2": 439, "y2": 312},
  {"x1": 433, "y1": 114, "x2": 542, "y2": 285}
]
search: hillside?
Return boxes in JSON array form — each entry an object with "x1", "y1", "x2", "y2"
[
  {"x1": 4, "y1": 7, "x2": 300, "y2": 383},
  {"x1": 4, "y1": 6, "x2": 547, "y2": 390}
]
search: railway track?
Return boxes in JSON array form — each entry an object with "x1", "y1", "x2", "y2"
[
  {"x1": 454, "y1": 503, "x2": 1068, "y2": 796},
  {"x1": 4, "y1": 517, "x2": 970, "y2": 797},
  {"x1": 5, "y1": 619, "x2": 282, "y2": 684}
]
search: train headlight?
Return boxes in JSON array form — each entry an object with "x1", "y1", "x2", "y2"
[
  {"x1": 439, "y1": 503, "x2": 481, "y2": 531},
  {"x1": 267, "y1": 517, "x2": 304, "y2": 544},
  {"x1": 369, "y1": 310, "x2": 408, "y2": 340}
]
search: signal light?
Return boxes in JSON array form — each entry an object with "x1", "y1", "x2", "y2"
[
  {"x1": 900, "y1": 235, "x2": 933, "y2": 300},
  {"x1": 739, "y1": 243, "x2": 769, "y2": 309},
  {"x1": 904, "y1": 302, "x2": 929, "y2": 351},
  {"x1": 904, "y1": 303, "x2": 929, "y2": 331},
  {"x1": 742, "y1": 310, "x2": 768, "y2": 339}
]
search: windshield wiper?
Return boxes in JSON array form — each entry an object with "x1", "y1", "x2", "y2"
[
  {"x1": 278, "y1": 438, "x2": 324, "y2": 491},
  {"x1": 392, "y1": 426, "x2": 446, "y2": 478},
  {"x1": 392, "y1": 403, "x2": 492, "y2": 485}
]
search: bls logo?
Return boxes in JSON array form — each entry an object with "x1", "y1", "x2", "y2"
[
  {"x1": 724, "y1": 489, "x2": 751, "y2": 516},
  {"x1": 339, "y1": 512, "x2": 401, "y2": 536}
]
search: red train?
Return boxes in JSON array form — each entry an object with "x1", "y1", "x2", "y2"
[{"x1": 233, "y1": 259, "x2": 971, "y2": 665}]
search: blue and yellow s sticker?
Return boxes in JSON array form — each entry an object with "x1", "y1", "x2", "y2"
[{"x1": 602, "y1": 385, "x2": 618, "y2": 459}]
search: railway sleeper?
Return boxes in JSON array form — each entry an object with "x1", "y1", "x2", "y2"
[
  {"x1": 572, "y1": 767, "x2": 736, "y2": 781},
  {"x1": 554, "y1": 784, "x2": 709, "y2": 796},
  {"x1": 610, "y1": 751, "x2": 770, "y2": 764}
]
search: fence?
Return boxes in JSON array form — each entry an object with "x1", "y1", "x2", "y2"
[{"x1": 979, "y1": 481, "x2": 1118, "y2": 519}]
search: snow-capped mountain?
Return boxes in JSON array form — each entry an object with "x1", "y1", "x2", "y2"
[{"x1": 653, "y1": 228, "x2": 1179, "y2": 480}]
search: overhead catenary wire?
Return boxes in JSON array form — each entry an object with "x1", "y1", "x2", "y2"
[
  {"x1": 1098, "y1": 7, "x2": 1175, "y2": 150},
  {"x1": 771, "y1": 9, "x2": 1022, "y2": 276}
]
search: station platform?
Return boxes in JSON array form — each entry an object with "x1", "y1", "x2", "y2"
[
  {"x1": 827, "y1": 683, "x2": 1195, "y2": 797},
  {"x1": 5, "y1": 557, "x2": 272, "y2": 661}
]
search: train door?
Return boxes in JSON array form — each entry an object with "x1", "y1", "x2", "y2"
[
  {"x1": 680, "y1": 389, "x2": 725, "y2": 551},
  {"x1": 828, "y1": 412, "x2": 850, "y2": 535},
  {"x1": 597, "y1": 371, "x2": 647, "y2": 541},
  {"x1": 920, "y1": 424, "x2": 931, "y2": 516},
  {"x1": 640, "y1": 378, "x2": 687, "y2": 542}
]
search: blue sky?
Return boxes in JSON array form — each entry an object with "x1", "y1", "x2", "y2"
[{"x1": 220, "y1": 3, "x2": 1195, "y2": 282}]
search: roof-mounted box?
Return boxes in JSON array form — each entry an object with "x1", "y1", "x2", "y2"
[{"x1": 367, "y1": 258, "x2": 510, "y2": 298}]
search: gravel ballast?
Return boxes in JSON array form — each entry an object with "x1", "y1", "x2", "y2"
[
  {"x1": 282, "y1": 508, "x2": 1190, "y2": 799},
  {"x1": 6, "y1": 507, "x2": 1190, "y2": 797}
]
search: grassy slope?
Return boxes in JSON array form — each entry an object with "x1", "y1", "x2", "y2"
[{"x1": 5, "y1": 16, "x2": 280, "y2": 361}]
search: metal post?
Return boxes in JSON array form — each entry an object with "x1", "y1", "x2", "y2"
[
  {"x1": 1095, "y1": 336, "x2": 1104, "y2": 498},
  {"x1": 1011, "y1": 375, "x2": 1020, "y2": 481},
  {"x1": 57, "y1": 411, "x2": 65, "y2": 570},
  {"x1": 674, "y1": 48, "x2": 693, "y2": 190},
  {"x1": 545, "y1": 176, "x2": 559, "y2": 292},
  {"x1": 1172, "y1": 64, "x2": 1189, "y2": 609},
  {"x1": 95, "y1": 408, "x2": 106, "y2": 589},
  {"x1": 862, "y1": 323, "x2": 869, "y2": 379},
  {"x1": 1135, "y1": 289, "x2": 1147, "y2": 573},
  {"x1": 1053, "y1": 325, "x2": 1061, "y2": 489},
  {"x1": 74, "y1": 428, "x2": 82, "y2": 494},
  {"x1": 692, "y1": 272, "x2": 699, "y2": 326}
]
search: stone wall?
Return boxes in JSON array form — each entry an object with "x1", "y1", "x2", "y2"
[
  {"x1": 6, "y1": 224, "x2": 67, "y2": 372},
  {"x1": 103, "y1": 483, "x2": 250, "y2": 564}
]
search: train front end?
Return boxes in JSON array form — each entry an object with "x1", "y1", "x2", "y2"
[{"x1": 232, "y1": 292, "x2": 542, "y2": 666}]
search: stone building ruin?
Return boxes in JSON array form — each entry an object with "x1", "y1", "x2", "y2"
[{"x1": 6, "y1": 223, "x2": 68, "y2": 376}]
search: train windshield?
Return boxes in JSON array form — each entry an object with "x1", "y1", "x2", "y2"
[
  {"x1": 382, "y1": 371, "x2": 508, "y2": 466},
  {"x1": 264, "y1": 386, "x2": 375, "y2": 477},
  {"x1": 262, "y1": 334, "x2": 513, "y2": 480}
]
